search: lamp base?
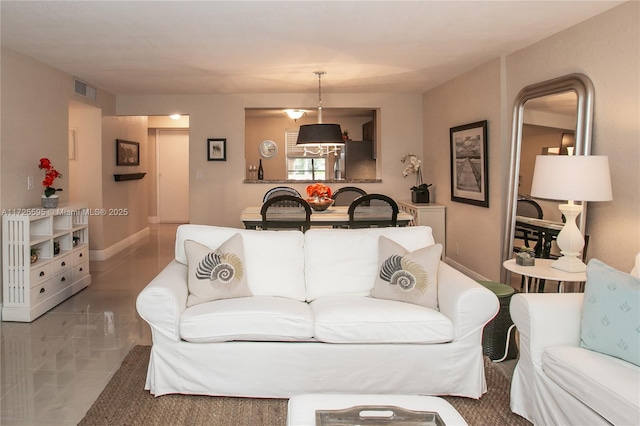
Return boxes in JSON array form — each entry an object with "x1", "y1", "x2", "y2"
[{"x1": 552, "y1": 203, "x2": 587, "y2": 273}]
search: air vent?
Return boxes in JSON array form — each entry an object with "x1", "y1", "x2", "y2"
[{"x1": 73, "y1": 78, "x2": 97, "y2": 100}]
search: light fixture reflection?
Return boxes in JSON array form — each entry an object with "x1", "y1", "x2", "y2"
[
  {"x1": 169, "y1": 114, "x2": 181, "y2": 120},
  {"x1": 284, "y1": 109, "x2": 306, "y2": 121}
]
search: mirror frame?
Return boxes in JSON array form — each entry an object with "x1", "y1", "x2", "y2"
[{"x1": 501, "y1": 73, "x2": 594, "y2": 283}]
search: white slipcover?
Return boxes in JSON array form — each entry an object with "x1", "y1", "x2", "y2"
[
  {"x1": 510, "y1": 293, "x2": 640, "y2": 425},
  {"x1": 137, "y1": 225, "x2": 498, "y2": 398}
]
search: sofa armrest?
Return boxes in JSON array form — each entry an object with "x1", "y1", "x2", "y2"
[
  {"x1": 136, "y1": 260, "x2": 189, "y2": 342},
  {"x1": 510, "y1": 293, "x2": 584, "y2": 367},
  {"x1": 437, "y1": 262, "x2": 499, "y2": 340}
]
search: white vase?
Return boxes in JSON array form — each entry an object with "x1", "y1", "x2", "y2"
[{"x1": 41, "y1": 194, "x2": 59, "y2": 209}]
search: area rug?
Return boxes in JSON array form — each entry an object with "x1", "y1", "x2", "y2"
[{"x1": 79, "y1": 346, "x2": 531, "y2": 425}]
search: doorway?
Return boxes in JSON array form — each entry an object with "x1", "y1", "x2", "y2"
[{"x1": 157, "y1": 129, "x2": 189, "y2": 223}]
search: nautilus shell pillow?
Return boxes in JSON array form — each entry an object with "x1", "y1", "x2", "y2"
[
  {"x1": 371, "y1": 236, "x2": 442, "y2": 310},
  {"x1": 184, "y1": 234, "x2": 252, "y2": 307}
]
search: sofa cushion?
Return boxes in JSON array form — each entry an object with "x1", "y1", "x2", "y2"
[
  {"x1": 311, "y1": 296, "x2": 453, "y2": 344},
  {"x1": 580, "y1": 259, "x2": 640, "y2": 366},
  {"x1": 175, "y1": 225, "x2": 306, "y2": 301},
  {"x1": 543, "y1": 345, "x2": 640, "y2": 426},
  {"x1": 304, "y1": 227, "x2": 435, "y2": 301},
  {"x1": 371, "y1": 237, "x2": 442, "y2": 310},
  {"x1": 180, "y1": 296, "x2": 314, "y2": 342},
  {"x1": 184, "y1": 236, "x2": 252, "y2": 307}
]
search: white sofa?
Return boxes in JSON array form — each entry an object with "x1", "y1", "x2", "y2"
[
  {"x1": 136, "y1": 224, "x2": 498, "y2": 399},
  {"x1": 510, "y1": 256, "x2": 640, "y2": 425}
]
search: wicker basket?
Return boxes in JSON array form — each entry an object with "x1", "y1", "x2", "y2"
[{"x1": 478, "y1": 281, "x2": 518, "y2": 361}]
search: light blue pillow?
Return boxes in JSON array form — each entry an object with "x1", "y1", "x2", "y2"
[{"x1": 580, "y1": 259, "x2": 640, "y2": 366}]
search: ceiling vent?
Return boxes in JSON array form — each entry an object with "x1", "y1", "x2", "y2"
[{"x1": 73, "y1": 78, "x2": 97, "y2": 100}]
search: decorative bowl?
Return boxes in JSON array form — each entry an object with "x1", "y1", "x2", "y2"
[{"x1": 307, "y1": 198, "x2": 334, "y2": 212}]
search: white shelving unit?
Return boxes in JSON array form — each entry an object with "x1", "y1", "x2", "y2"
[
  {"x1": 398, "y1": 201, "x2": 446, "y2": 258},
  {"x1": 2, "y1": 203, "x2": 91, "y2": 322}
]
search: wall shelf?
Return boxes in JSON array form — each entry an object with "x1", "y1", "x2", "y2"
[{"x1": 114, "y1": 173, "x2": 146, "y2": 181}]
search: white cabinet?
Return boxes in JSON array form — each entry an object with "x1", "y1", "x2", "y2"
[
  {"x1": 398, "y1": 201, "x2": 446, "y2": 258},
  {"x1": 2, "y1": 203, "x2": 91, "y2": 322}
]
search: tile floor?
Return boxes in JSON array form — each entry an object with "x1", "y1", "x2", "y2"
[
  {"x1": 1, "y1": 224, "x2": 178, "y2": 425},
  {"x1": 1, "y1": 223, "x2": 520, "y2": 425}
]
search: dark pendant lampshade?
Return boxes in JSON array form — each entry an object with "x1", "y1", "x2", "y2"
[{"x1": 296, "y1": 123, "x2": 344, "y2": 145}]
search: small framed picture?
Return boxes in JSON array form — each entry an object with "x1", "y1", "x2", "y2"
[
  {"x1": 450, "y1": 120, "x2": 489, "y2": 207},
  {"x1": 116, "y1": 139, "x2": 140, "y2": 166},
  {"x1": 207, "y1": 138, "x2": 226, "y2": 161}
]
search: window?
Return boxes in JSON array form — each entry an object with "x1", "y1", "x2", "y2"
[{"x1": 286, "y1": 129, "x2": 327, "y2": 180}]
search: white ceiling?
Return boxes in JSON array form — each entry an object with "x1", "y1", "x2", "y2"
[{"x1": 0, "y1": 1, "x2": 624, "y2": 95}]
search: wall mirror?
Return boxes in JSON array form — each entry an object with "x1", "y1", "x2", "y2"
[
  {"x1": 245, "y1": 108, "x2": 378, "y2": 182},
  {"x1": 501, "y1": 73, "x2": 594, "y2": 283}
]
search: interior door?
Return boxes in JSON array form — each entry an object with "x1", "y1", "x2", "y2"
[{"x1": 158, "y1": 129, "x2": 189, "y2": 223}]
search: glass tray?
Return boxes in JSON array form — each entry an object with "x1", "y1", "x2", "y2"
[{"x1": 316, "y1": 405, "x2": 446, "y2": 426}]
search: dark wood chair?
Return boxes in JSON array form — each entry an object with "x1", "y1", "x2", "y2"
[
  {"x1": 514, "y1": 197, "x2": 544, "y2": 251},
  {"x1": 260, "y1": 195, "x2": 311, "y2": 232},
  {"x1": 331, "y1": 186, "x2": 367, "y2": 206},
  {"x1": 263, "y1": 187, "x2": 302, "y2": 207},
  {"x1": 348, "y1": 194, "x2": 399, "y2": 229}
]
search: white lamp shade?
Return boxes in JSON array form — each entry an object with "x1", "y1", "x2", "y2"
[{"x1": 530, "y1": 155, "x2": 612, "y2": 202}]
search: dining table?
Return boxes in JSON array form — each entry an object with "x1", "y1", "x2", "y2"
[
  {"x1": 515, "y1": 215, "x2": 563, "y2": 258},
  {"x1": 240, "y1": 205, "x2": 413, "y2": 229}
]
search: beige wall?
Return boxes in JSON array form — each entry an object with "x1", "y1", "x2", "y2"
[
  {"x1": 101, "y1": 116, "x2": 149, "y2": 249},
  {"x1": 423, "y1": 2, "x2": 639, "y2": 279},
  {"x1": 68, "y1": 102, "x2": 105, "y2": 249},
  {"x1": 423, "y1": 58, "x2": 505, "y2": 279},
  {"x1": 0, "y1": 47, "x2": 152, "y2": 260},
  {"x1": 116, "y1": 93, "x2": 424, "y2": 227},
  {"x1": 505, "y1": 1, "x2": 639, "y2": 273}
]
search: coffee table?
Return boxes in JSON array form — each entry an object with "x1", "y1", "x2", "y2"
[{"x1": 287, "y1": 394, "x2": 467, "y2": 425}]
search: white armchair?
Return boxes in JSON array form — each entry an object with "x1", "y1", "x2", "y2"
[{"x1": 510, "y1": 255, "x2": 640, "y2": 425}]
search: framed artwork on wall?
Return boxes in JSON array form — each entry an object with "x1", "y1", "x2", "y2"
[
  {"x1": 116, "y1": 139, "x2": 140, "y2": 166},
  {"x1": 207, "y1": 138, "x2": 226, "y2": 161},
  {"x1": 449, "y1": 120, "x2": 489, "y2": 207}
]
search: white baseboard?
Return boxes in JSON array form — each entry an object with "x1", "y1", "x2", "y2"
[
  {"x1": 148, "y1": 216, "x2": 159, "y2": 224},
  {"x1": 89, "y1": 227, "x2": 150, "y2": 261},
  {"x1": 444, "y1": 256, "x2": 490, "y2": 282}
]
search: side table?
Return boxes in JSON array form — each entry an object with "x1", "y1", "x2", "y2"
[
  {"x1": 478, "y1": 281, "x2": 518, "y2": 361},
  {"x1": 503, "y1": 259, "x2": 587, "y2": 293}
]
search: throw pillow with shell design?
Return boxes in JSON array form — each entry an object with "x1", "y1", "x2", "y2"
[
  {"x1": 184, "y1": 234, "x2": 252, "y2": 307},
  {"x1": 371, "y1": 236, "x2": 442, "y2": 310}
]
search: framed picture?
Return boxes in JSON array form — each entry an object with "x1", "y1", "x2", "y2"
[
  {"x1": 116, "y1": 139, "x2": 140, "y2": 166},
  {"x1": 207, "y1": 138, "x2": 226, "y2": 161},
  {"x1": 450, "y1": 120, "x2": 489, "y2": 207}
]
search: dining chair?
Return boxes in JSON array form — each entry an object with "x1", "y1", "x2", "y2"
[
  {"x1": 260, "y1": 195, "x2": 312, "y2": 232},
  {"x1": 263, "y1": 187, "x2": 302, "y2": 207},
  {"x1": 348, "y1": 194, "x2": 399, "y2": 229},
  {"x1": 514, "y1": 197, "x2": 544, "y2": 251},
  {"x1": 331, "y1": 186, "x2": 367, "y2": 206}
]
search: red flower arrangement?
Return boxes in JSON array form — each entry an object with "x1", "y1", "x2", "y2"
[
  {"x1": 306, "y1": 183, "x2": 332, "y2": 200},
  {"x1": 39, "y1": 158, "x2": 63, "y2": 197}
]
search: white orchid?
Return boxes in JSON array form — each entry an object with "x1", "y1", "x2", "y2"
[{"x1": 401, "y1": 153, "x2": 431, "y2": 191}]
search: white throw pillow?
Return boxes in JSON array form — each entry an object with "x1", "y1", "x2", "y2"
[
  {"x1": 370, "y1": 236, "x2": 442, "y2": 310},
  {"x1": 184, "y1": 234, "x2": 252, "y2": 307}
]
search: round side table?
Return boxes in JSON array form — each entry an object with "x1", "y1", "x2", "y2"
[{"x1": 503, "y1": 258, "x2": 587, "y2": 293}]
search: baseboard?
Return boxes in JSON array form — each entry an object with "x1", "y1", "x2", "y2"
[
  {"x1": 444, "y1": 256, "x2": 490, "y2": 282},
  {"x1": 89, "y1": 227, "x2": 150, "y2": 261}
]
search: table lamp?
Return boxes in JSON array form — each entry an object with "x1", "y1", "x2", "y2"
[{"x1": 530, "y1": 155, "x2": 612, "y2": 272}]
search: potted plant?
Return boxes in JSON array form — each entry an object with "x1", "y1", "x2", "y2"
[
  {"x1": 401, "y1": 153, "x2": 432, "y2": 204},
  {"x1": 38, "y1": 158, "x2": 63, "y2": 208}
]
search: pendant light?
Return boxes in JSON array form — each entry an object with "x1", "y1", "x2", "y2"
[{"x1": 296, "y1": 72, "x2": 344, "y2": 151}]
